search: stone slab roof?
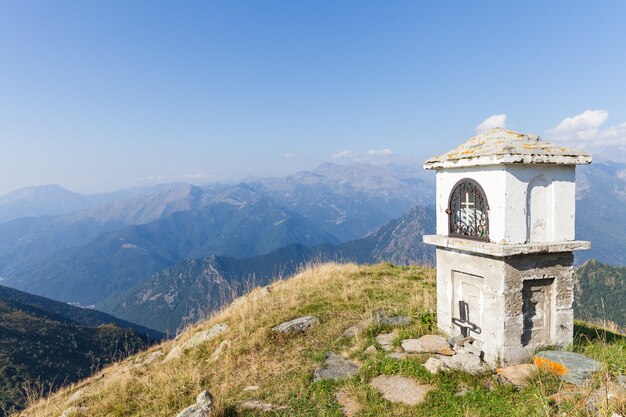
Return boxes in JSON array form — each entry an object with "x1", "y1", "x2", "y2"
[{"x1": 424, "y1": 128, "x2": 592, "y2": 169}]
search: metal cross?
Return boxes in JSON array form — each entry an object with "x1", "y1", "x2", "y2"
[{"x1": 461, "y1": 192, "x2": 474, "y2": 210}]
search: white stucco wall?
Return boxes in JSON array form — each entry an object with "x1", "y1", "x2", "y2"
[
  {"x1": 435, "y1": 166, "x2": 507, "y2": 242},
  {"x1": 434, "y1": 164, "x2": 576, "y2": 244}
]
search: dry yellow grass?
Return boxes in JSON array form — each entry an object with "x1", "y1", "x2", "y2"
[{"x1": 17, "y1": 263, "x2": 436, "y2": 417}]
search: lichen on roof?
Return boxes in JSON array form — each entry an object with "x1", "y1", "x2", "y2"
[{"x1": 424, "y1": 127, "x2": 592, "y2": 169}]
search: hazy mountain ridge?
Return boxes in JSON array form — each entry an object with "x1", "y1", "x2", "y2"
[
  {"x1": 252, "y1": 162, "x2": 433, "y2": 241},
  {"x1": 98, "y1": 206, "x2": 435, "y2": 334},
  {"x1": 2, "y1": 188, "x2": 338, "y2": 305},
  {"x1": 575, "y1": 163, "x2": 626, "y2": 265},
  {"x1": 0, "y1": 183, "x2": 190, "y2": 225}
]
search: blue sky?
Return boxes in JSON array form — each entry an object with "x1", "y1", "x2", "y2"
[{"x1": 1, "y1": 1, "x2": 626, "y2": 194}]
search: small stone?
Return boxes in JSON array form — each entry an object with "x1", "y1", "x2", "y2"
[
  {"x1": 423, "y1": 357, "x2": 444, "y2": 374},
  {"x1": 372, "y1": 310, "x2": 411, "y2": 327},
  {"x1": 439, "y1": 352, "x2": 489, "y2": 374},
  {"x1": 67, "y1": 388, "x2": 85, "y2": 404},
  {"x1": 534, "y1": 351, "x2": 602, "y2": 386},
  {"x1": 335, "y1": 387, "x2": 361, "y2": 417},
  {"x1": 375, "y1": 331, "x2": 397, "y2": 352},
  {"x1": 364, "y1": 345, "x2": 378, "y2": 355},
  {"x1": 314, "y1": 352, "x2": 359, "y2": 381},
  {"x1": 163, "y1": 345, "x2": 183, "y2": 363},
  {"x1": 386, "y1": 352, "x2": 408, "y2": 360},
  {"x1": 401, "y1": 335, "x2": 455, "y2": 356},
  {"x1": 243, "y1": 385, "x2": 260, "y2": 392},
  {"x1": 496, "y1": 364, "x2": 537, "y2": 387},
  {"x1": 455, "y1": 388, "x2": 470, "y2": 396},
  {"x1": 185, "y1": 323, "x2": 229, "y2": 349},
  {"x1": 237, "y1": 400, "x2": 287, "y2": 411},
  {"x1": 454, "y1": 343, "x2": 482, "y2": 357},
  {"x1": 211, "y1": 340, "x2": 230, "y2": 360},
  {"x1": 175, "y1": 390, "x2": 213, "y2": 417},
  {"x1": 451, "y1": 336, "x2": 475, "y2": 346},
  {"x1": 133, "y1": 350, "x2": 163, "y2": 368},
  {"x1": 548, "y1": 385, "x2": 579, "y2": 405},
  {"x1": 59, "y1": 406, "x2": 88, "y2": 417},
  {"x1": 342, "y1": 319, "x2": 371, "y2": 338},
  {"x1": 370, "y1": 375, "x2": 435, "y2": 406},
  {"x1": 272, "y1": 316, "x2": 319, "y2": 335}
]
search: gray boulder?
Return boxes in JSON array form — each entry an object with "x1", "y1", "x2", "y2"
[
  {"x1": 534, "y1": 351, "x2": 602, "y2": 385},
  {"x1": 175, "y1": 391, "x2": 213, "y2": 417},
  {"x1": 272, "y1": 316, "x2": 319, "y2": 335},
  {"x1": 314, "y1": 352, "x2": 359, "y2": 381}
]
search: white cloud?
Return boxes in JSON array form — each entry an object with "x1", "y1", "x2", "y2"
[
  {"x1": 284, "y1": 152, "x2": 297, "y2": 158},
  {"x1": 331, "y1": 150, "x2": 354, "y2": 159},
  {"x1": 476, "y1": 114, "x2": 507, "y2": 133},
  {"x1": 367, "y1": 148, "x2": 394, "y2": 157},
  {"x1": 545, "y1": 109, "x2": 626, "y2": 161}
]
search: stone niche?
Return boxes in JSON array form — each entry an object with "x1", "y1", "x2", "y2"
[
  {"x1": 434, "y1": 246, "x2": 575, "y2": 366},
  {"x1": 424, "y1": 128, "x2": 591, "y2": 366}
]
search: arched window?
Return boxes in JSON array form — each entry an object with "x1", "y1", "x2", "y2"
[{"x1": 447, "y1": 179, "x2": 489, "y2": 241}]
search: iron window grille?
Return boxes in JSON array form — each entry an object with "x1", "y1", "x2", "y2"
[{"x1": 446, "y1": 178, "x2": 489, "y2": 241}]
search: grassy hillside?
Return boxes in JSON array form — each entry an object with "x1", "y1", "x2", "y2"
[
  {"x1": 0, "y1": 285, "x2": 163, "y2": 340},
  {"x1": 575, "y1": 259, "x2": 626, "y2": 328},
  {"x1": 16, "y1": 264, "x2": 626, "y2": 417},
  {"x1": 0, "y1": 299, "x2": 151, "y2": 416}
]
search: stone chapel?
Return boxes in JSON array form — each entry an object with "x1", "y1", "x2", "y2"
[{"x1": 423, "y1": 127, "x2": 592, "y2": 365}]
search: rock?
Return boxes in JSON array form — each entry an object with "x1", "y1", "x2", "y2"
[
  {"x1": 496, "y1": 364, "x2": 537, "y2": 387},
  {"x1": 314, "y1": 352, "x2": 360, "y2": 381},
  {"x1": 548, "y1": 385, "x2": 579, "y2": 405},
  {"x1": 237, "y1": 400, "x2": 287, "y2": 411},
  {"x1": 133, "y1": 350, "x2": 163, "y2": 368},
  {"x1": 163, "y1": 345, "x2": 183, "y2": 363},
  {"x1": 585, "y1": 380, "x2": 626, "y2": 413},
  {"x1": 364, "y1": 345, "x2": 378, "y2": 355},
  {"x1": 454, "y1": 343, "x2": 482, "y2": 357},
  {"x1": 175, "y1": 390, "x2": 213, "y2": 417},
  {"x1": 67, "y1": 388, "x2": 85, "y2": 404},
  {"x1": 534, "y1": 351, "x2": 602, "y2": 385},
  {"x1": 59, "y1": 407, "x2": 88, "y2": 417},
  {"x1": 185, "y1": 323, "x2": 229, "y2": 349},
  {"x1": 164, "y1": 324, "x2": 229, "y2": 363},
  {"x1": 423, "y1": 357, "x2": 445, "y2": 374},
  {"x1": 375, "y1": 331, "x2": 397, "y2": 352},
  {"x1": 450, "y1": 335, "x2": 475, "y2": 346},
  {"x1": 211, "y1": 340, "x2": 230, "y2": 360},
  {"x1": 386, "y1": 352, "x2": 408, "y2": 360},
  {"x1": 401, "y1": 335, "x2": 455, "y2": 356},
  {"x1": 342, "y1": 319, "x2": 371, "y2": 338},
  {"x1": 335, "y1": 387, "x2": 361, "y2": 417},
  {"x1": 455, "y1": 388, "x2": 470, "y2": 397},
  {"x1": 370, "y1": 375, "x2": 435, "y2": 406},
  {"x1": 439, "y1": 352, "x2": 490, "y2": 374},
  {"x1": 243, "y1": 385, "x2": 259, "y2": 392},
  {"x1": 272, "y1": 315, "x2": 319, "y2": 335},
  {"x1": 373, "y1": 311, "x2": 411, "y2": 327}
]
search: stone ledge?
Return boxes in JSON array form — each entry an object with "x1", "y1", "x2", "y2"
[{"x1": 423, "y1": 235, "x2": 591, "y2": 257}]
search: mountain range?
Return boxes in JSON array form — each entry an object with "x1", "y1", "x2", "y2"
[
  {"x1": 0, "y1": 163, "x2": 432, "y2": 305},
  {"x1": 0, "y1": 161, "x2": 625, "y2": 328},
  {"x1": 97, "y1": 205, "x2": 435, "y2": 334}
]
